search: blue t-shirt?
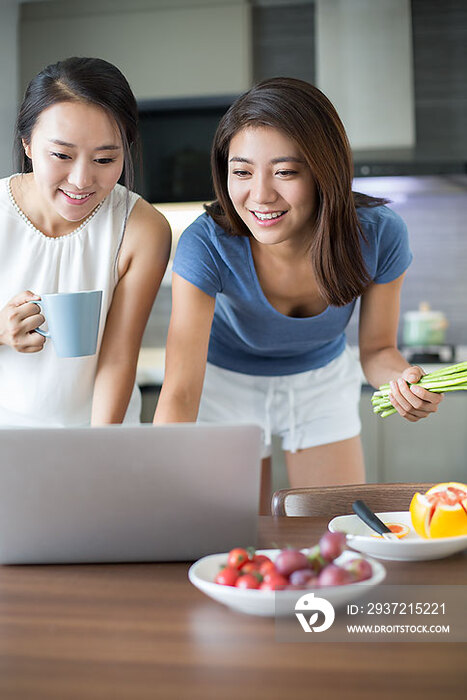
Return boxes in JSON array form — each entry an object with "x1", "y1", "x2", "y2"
[{"x1": 173, "y1": 205, "x2": 412, "y2": 376}]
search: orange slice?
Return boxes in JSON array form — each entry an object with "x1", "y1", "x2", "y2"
[
  {"x1": 410, "y1": 482, "x2": 467, "y2": 538},
  {"x1": 371, "y1": 522, "x2": 410, "y2": 539}
]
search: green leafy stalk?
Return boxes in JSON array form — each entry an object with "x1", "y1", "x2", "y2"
[
  {"x1": 381, "y1": 408, "x2": 397, "y2": 418},
  {"x1": 370, "y1": 362, "x2": 467, "y2": 418},
  {"x1": 419, "y1": 361, "x2": 467, "y2": 379}
]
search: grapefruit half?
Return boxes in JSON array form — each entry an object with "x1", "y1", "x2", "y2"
[{"x1": 410, "y1": 482, "x2": 467, "y2": 538}]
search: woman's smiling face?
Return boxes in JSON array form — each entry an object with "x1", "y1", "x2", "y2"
[
  {"x1": 23, "y1": 100, "x2": 124, "y2": 224},
  {"x1": 227, "y1": 126, "x2": 317, "y2": 247}
]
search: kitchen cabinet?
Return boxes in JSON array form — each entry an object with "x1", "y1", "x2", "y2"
[
  {"x1": 360, "y1": 387, "x2": 467, "y2": 483},
  {"x1": 271, "y1": 388, "x2": 467, "y2": 493},
  {"x1": 272, "y1": 387, "x2": 467, "y2": 490}
]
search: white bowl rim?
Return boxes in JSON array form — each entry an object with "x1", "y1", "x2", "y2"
[
  {"x1": 188, "y1": 548, "x2": 386, "y2": 593},
  {"x1": 329, "y1": 510, "x2": 467, "y2": 545}
]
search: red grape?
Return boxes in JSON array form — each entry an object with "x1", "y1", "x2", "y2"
[
  {"x1": 344, "y1": 557, "x2": 373, "y2": 582},
  {"x1": 274, "y1": 549, "x2": 309, "y2": 577},
  {"x1": 319, "y1": 531, "x2": 346, "y2": 561},
  {"x1": 289, "y1": 568, "x2": 316, "y2": 586},
  {"x1": 318, "y1": 564, "x2": 354, "y2": 587}
]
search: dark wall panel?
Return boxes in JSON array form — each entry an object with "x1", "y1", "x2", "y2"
[
  {"x1": 252, "y1": 2, "x2": 315, "y2": 83},
  {"x1": 412, "y1": 0, "x2": 467, "y2": 157}
]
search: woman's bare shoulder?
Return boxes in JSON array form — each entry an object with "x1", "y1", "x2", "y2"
[{"x1": 128, "y1": 197, "x2": 171, "y2": 235}]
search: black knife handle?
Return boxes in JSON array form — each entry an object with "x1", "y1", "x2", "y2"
[{"x1": 352, "y1": 500, "x2": 391, "y2": 534}]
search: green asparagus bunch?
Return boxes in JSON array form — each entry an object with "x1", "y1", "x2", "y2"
[{"x1": 371, "y1": 361, "x2": 467, "y2": 418}]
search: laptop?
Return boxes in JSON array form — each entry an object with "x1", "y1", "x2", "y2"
[{"x1": 0, "y1": 423, "x2": 262, "y2": 564}]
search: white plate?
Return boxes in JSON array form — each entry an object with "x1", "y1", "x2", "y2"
[
  {"x1": 188, "y1": 549, "x2": 385, "y2": 617},
  {"x1": 328, "y1": 511, "x2": 467, "y2": 561}
]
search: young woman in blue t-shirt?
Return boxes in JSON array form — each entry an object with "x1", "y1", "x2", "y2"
[{"x1": 154, "y1": 77, "x2": 442, "y2": 512}]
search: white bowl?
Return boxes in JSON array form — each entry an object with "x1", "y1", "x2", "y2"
[
  {"x1": 188, "y1": 548, "x2": 386, "y2": 617},
  {"x1": 328, "y1": 511, "x2": 467, "y2": 561}
]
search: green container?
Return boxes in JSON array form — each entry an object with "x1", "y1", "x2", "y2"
[{"x1": 403, "y1": 307, "x2": 448, "y2": 347}]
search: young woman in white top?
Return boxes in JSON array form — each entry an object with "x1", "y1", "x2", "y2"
[{"x1": 0, "y1": 57, "x2": 171, "y2": 426}]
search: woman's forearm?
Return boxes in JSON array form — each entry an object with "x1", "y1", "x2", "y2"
[
  {"x1": 359, "y1": 345, "x2": 412, "y2": 390},
  {"x1": 153, "y1": 383, "x2": 200, "y2": 424},
  {"x1": 91, "y1": 362, "x2": 137, "y2": 425}
]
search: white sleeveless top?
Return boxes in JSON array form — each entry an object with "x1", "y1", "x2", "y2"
[{"x1": 0, "y1": 176, "x2": 142, "y2": 426}]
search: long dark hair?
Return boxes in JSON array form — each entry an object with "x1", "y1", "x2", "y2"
[
  {"x1": 205, "y1": 77, "x2": 388, "y2": 306},
  {"x1": 15, "y1": 56, "x2": 140, "y2": 192}
]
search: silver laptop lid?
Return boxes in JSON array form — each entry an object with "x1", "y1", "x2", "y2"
[{"x1": 0, "y1": 424, "x2": 262, "y2": 564}]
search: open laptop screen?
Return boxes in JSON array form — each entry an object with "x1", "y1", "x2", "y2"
[{"x1": 0, "y1": 424, "x2": 261, "y2": 564}]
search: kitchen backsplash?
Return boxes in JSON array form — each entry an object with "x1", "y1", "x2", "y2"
[{"x1": 143, "y1": 174, "x2": 467, "y2": 351}]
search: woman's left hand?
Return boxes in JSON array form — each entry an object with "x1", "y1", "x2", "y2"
[{"x1": 388, "y1": 366, "x2": 443, "y2": 422}]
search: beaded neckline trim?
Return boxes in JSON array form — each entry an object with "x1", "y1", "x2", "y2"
[{"x1": 7, "y1": 175, "x2": 104, "y2": 240}]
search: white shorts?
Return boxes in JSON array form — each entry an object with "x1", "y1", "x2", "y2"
[{"x1": 197, "y1": 346, "x2": 363, "y2": 458}]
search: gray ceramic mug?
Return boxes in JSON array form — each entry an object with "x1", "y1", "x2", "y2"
[{"x1": 32, "y1": 290, "x2": 103, "y2": 358}]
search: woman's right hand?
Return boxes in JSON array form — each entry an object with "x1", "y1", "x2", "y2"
[{"x1": 0, "y1": 291, "x2": 46, "y2": 352}]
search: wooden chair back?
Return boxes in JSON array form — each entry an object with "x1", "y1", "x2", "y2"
[{"x1": 271, "y1": 482, "x2": 435, "y2": 518}]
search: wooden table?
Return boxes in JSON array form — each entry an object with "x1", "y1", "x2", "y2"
[{"x1": 0, "y1": 517, "x2": 465, "y2": 699}]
